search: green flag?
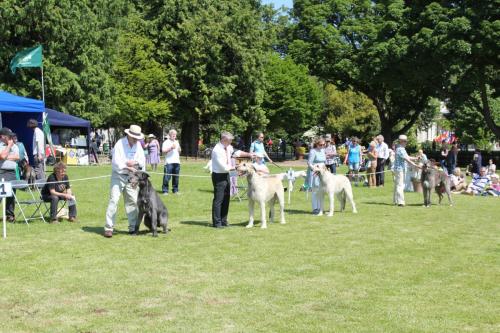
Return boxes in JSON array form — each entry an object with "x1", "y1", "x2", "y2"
[{"x1": 10, "y1": 45, "x2": 43, "y2": 74}]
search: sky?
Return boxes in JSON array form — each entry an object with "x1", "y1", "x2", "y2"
[{"x1": 261, "y1": 0, "x2": 293, "y2": 8}]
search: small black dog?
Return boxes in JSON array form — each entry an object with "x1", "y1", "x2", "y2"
[
  {"x1": 128, "y1": 170, "x2": 169, "y2": 237},
  {"x1": 421, "y1": 160, "x2": 453, "y2": 207}
]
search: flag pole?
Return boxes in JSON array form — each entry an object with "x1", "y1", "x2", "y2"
[{"x1": 41, "y1": 65, "x2": 45, "y2": 102}]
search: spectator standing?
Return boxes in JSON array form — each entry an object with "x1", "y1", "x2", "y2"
[
  {"x1": 446, "y1": 143, "x2": 458, "y2": 175},
  {"x1": 280, "y1": 138, "x2": 287, "y2": 160},
  {"x1": 41, "y1": 162, "x2": 77, "y2": 223},
  {"x1": 487, "y1": 158, "x2": 496, "y2": 175},
  {"x1": 343, "y1": 137, "x2": 362, "y2": 186},
  {"x1": 440, "y1": 143, "x2": 449, "y2": 170},
  {"x1": 27, "y1": 118, "x2": 45, "y2": 180},
  {"x1": 146, "y1": 134, "x2": 161, "y2": 171},
  {"x1": 250, "y1": 132, "x2": 272, "y2": 163},
  {"x1": 324, "y1": 134, "x2": 337, "y2": 174},
  {"x1": 162, "y1": 129, "x2": 181, "y2": 195},
  {"x1": 103, "y1": 125, "x2": 145, "y2": 238},
  {"x1": 375, "y1": 135, "x2": 389, "y2": 187},
  {"x1": 393, "y1": 135, "x2": 419, "y2": 206},
  {"x1": 13, "y1": 133, "x2": 28, "y2": 164},
  {"x1": 366, "y1": 141, "x2": 378, "y2": 187},
  {"x1": 0, "y1": 128, "x2": 20, "y2": 222}
]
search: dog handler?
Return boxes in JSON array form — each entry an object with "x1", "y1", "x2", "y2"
[
  {"x1": 393, "y1": 135, "x2": 419, "y2": 207},
  {"x1": 103, "y1": 125, "x2": 146, "y2": 238},
  {"x1": 211, "y1": 132, "x2": 253, "y2": 228}
]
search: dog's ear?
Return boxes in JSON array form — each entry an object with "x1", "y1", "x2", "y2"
[{"x1": 141, "y1": 171, "x2": 150, "y2": 179}]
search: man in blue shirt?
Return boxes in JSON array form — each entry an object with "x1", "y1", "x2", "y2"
[{"x1": 250, "y1": 132, "x2": 273, "y2": 164}]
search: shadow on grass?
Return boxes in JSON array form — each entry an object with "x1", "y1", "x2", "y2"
[
  {"x1": 81, "y1": 226, "x2": 153, "y2": 236},
  {"x1": 363, "y1": 201, "x2": 425, "y2": 207},
  {"x1": 286, "y1": 209, "x2": 311, "y2": 215},
  {"x1": 180, "y1": 220, "x2": 247, "y2": 228}
]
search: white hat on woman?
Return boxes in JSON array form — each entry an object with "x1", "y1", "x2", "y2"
[{"x1": 124, "y1": 125, "x2": 144, "y2": 140}]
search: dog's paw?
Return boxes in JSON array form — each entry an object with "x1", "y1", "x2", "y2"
[
  {"x1": 260, "y1": 225, "x2": 267, "y2": 229},
  {"x1": 327, "y1": 213, "x2": 333, "y2": 217},
  {"x1": 280, "y1": 221, "x2": 286, "y2": 224},
  {"x1": 314, "y1": 211, "x2": 323, "y2": 216},
  {"x1": 246, "y1": 224, "x2": 253, "y2": 228},
  {"x1": 352, "y1": 210, "x2": 358, "y2": 214}
]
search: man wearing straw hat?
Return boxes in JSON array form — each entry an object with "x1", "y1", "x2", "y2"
[
  {"x1": 103, "y1": 125, "x2": 146, "y2": 238},
  {"x1": 393, "y1": 134, "x2": 419, "y2": 207}
]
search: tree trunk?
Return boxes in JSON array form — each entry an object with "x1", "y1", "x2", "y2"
[
  {"x1": 180, "y1": 114, "x2": 200, "y2": 157},
  {"x1": 477, "y1": 82, "x2": 500, "y2": 139}
]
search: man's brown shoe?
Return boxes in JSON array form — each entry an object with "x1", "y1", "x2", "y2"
[
  {"x1": 50, "y1": 219, "x2": 60, "y2": 224},
  {"x1": 68, "y1": 217, "x2": 77, "y2": 223},
  {"x1": 104, "y1": 230, "x2": 113, "y2": 238}
]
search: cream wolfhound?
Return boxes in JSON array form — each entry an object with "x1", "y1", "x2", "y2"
[
  {"x1": 312, "y1": 164, "x2": 358, "y2": 216},
  {"x1": 236, "y1": 163, "x2": 286, "y2": 229}
]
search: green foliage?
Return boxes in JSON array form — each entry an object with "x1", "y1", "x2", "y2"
[
  {"x1": 323, "y1": 84, "x2": 379, "y2": 144},
  {"x1": 411, "y1": 1, "x2": 500, "y2": 138},
  {"x1": 0, "y1": 0, "x2": 128, "y2": 126},
  {"x1": 262, "y1": 53, "x2": 323, "y2": 138}
]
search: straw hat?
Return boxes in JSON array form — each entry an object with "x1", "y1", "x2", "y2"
[
  {"x1": 325, "y1": 134, "x2": 332, "y2": 141},
  {"x1": 124, "y1": 125, "x2": 144, "y2": 140},
  {"x1": 148, "y1": 134, "x2": 156, "y2": 139},
  {"x1": 399, "y1": 134, "x2": 408, "y2": 141}
]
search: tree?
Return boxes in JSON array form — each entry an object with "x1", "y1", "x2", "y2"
[
  {"x1": 411, "y1": 1, "x2": 499, "y2": 139},
  {"x1": 0, "y1": 0, "x2": 128, "y2": 126},
  {"x1": 142, "y1": 0, "x2": 271, "y2": 154},
  {"x1": 323, "y1": 84, "x2": 379, "y2": 143},
  {"x1": 289, "y1": 0, "x2": 446, "y2": 144},
  {"x1": 262, "y1": 53, "x2": 323, "y2": 139}
]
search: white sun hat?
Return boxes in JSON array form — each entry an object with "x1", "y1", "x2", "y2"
[{"x1": 124, "y1": 125, "x2": 144, "y2": 140}]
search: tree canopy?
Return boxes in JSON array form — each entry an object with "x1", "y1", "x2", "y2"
[{"x1": 0, "y1": 0, "x2": 497, "y2": 149}]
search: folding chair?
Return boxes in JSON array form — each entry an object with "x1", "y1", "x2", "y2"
[
  {"x1": 232, "y1": 176, "x2": 248, "y2": 202},
  {"x1": 12, "y1": 180, "x2": 46, "y2": 224},
  {"x1": 33, "y1": 179, "x2": 67, "y2": 220}
]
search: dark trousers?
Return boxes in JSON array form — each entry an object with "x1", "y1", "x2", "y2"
[
  {"x1": 42, "y1": 194, "x2": 77, "y2": 220},
  {"x1": 0, "y1": 170, "x2": 16, "y2": 218},
  {"x1": 212, "y1": 172, "x2": 230, "y2": 227},
  {"x1": 326, "y1": 164, "x2": 337, "y2": 174},
  {"x1": 162, "y1": 163, "x2": 180, "y2": 193},
  {"x1": 376, "y1": 158, "x2": 386, "y2": 186}
]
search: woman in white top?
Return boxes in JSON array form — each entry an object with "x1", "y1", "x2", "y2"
[{"x1": 162, "y1": 129, "x2": 181, "y2": 195}]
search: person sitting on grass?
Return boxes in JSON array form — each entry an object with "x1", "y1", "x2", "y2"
[
  {"x1": 41, "y1": 162, "x2": 77, "y2": 223},
  {"x1": 450, "y1": 167, "x2": 467, "y2": 193},
  {"x1": 462, "y1": 167, "x2": 490, "y2": 196},
  {"x1": 484, "y1": 174, "x2": 500, "y2": 196}
]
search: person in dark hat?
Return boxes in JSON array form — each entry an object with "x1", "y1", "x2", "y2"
[{"x1": 0, "y1": 127, "x2": 20, "y2": 222}]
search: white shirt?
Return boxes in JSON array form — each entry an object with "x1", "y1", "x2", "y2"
[
  {"x1": 32, "y1": 127, "x2": 45, "y2": 156},
  {"x1": 376, "y1": 142, "x2": 389, "y2": 159},
  {"x1": 111, "y1": 137, "x2": 145, "y2": 174},
  {"x1": 211, "y1": 142, "x2": 234, "y2": 173},
  {"x1": 162, "y1": 139, "x2": 181, "y2": 164},
  {"x1": 0, "y1": 142, "x2": 19, "y2": 170}
]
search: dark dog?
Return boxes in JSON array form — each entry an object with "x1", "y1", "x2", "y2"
[
  {"x1": 128, "y1": 170, "x2": 169, "y2": 237},
  {"x1": 19, "y1": 159, "x2": 36, "y2": 186},
  {"x1": 421, "y1": 160, "x2": 453, "y2": 207}
]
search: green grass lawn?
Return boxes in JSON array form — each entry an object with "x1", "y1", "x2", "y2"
[{"x1": 1, "y1": 162, "x2": 498, "y2": 332}]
